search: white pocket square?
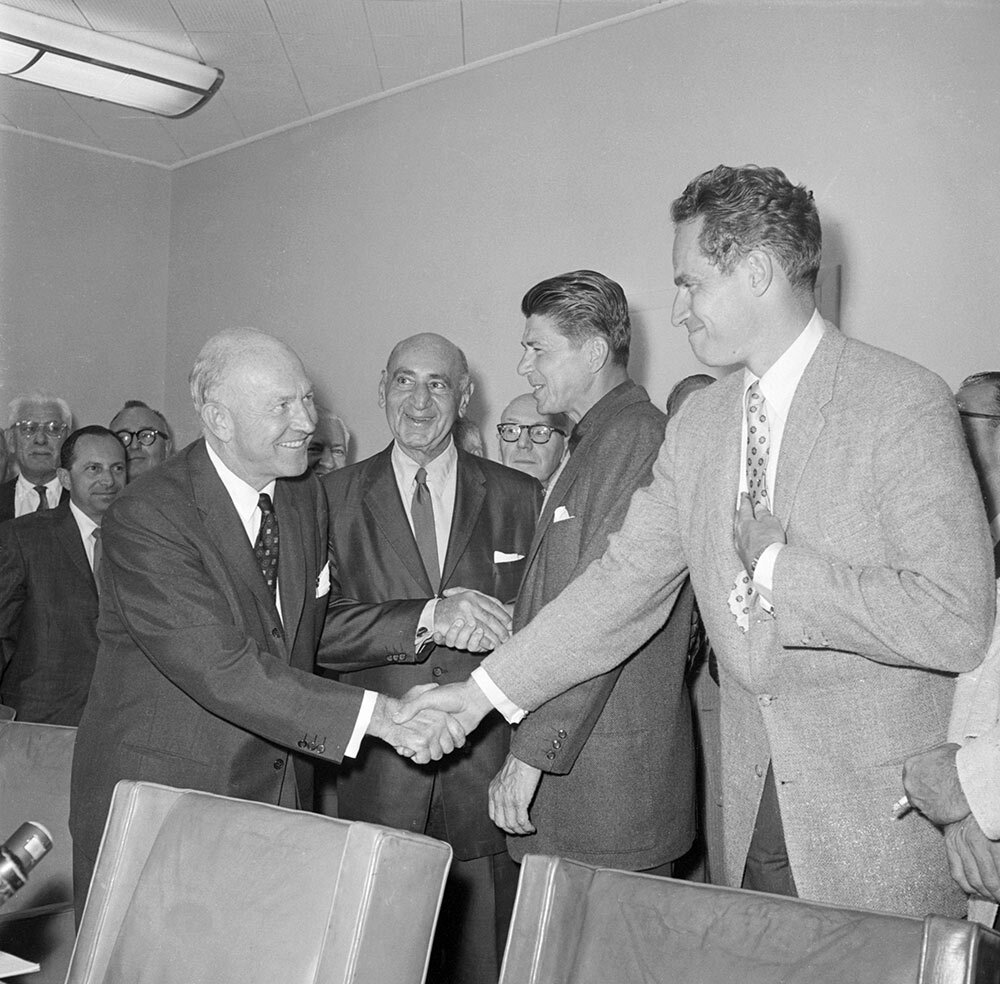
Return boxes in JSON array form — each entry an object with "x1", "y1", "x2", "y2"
[
  {"x1": 315, "y1": 562, "x2": 331, "y2": 598},
  {"x1": 494, "y1": 551, "x2": 524, "y2": 564},
  {"x1": 553, "y1": 506, "x2": 574, "y2": 523}
]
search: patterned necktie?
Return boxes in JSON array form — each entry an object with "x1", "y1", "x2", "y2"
[
  {"x1": 728, "y1": 381, "x2": 771, "y2": 632},
  {"x1": 34, "y1": 485, "x2": 48, "y2": 511},
  {"x1": 91, "y1": 527, "x2": 102, "y2": 593},
  {"x1": 411, "y1": 467, "x2": 441, "y2": 592},
  {"x1": 254, "y1": 493, "x2": 279, "y2": 599}
]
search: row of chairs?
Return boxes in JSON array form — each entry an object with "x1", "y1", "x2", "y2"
[{"x1": 0, "y1": 718, "x2": 998, "y2": 984}]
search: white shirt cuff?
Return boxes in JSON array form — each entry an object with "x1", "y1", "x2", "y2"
[
  {"x1": 752, "y1": 542, "x2": 783, "y2": 611},
  {"x1": 344, "y1": 690, "x2": 378, "y2": 758},
  {"x1": 471, "y1": 666, "x2": 526, "y2": 724},
  {"x1": 416, "y1": 598, "x2": 438, "y2": 651},
  {"x1": 957, "y1": 739, "x2": 1000, "y2": 839}
]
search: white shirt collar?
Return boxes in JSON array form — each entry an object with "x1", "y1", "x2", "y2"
[
  {"x1": 743, "y1": 307, "x2": 826, "y2": 423},
  {"x1": 16, "y1": 472, "x2": 60, "y2": 496},
  {"x1": 68, "y1": 499, "x2": 99, "y2": 540},
  {"x1": 205, "y1": 441, "x2": 276, "y2": 529},
  {"x1": 391, "y1": 438, "x2": 458, "y2": 488}
]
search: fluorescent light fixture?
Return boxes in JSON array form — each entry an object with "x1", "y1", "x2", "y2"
[{"x1": 0, "y1": 4, "x2": 223, "y2": 118}]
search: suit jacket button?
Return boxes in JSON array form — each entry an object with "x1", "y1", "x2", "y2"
[
  {"x1": 273, "y1": 759, "x2": 284, "y2": 770},
  {"x1": 297, "y1": 739, "x2": 307, "y2": 749},
  {"x1": 315, "y1": 743, "x2": 325, "y2": 754},
  {"x1": 552, "y1": 739, "x2": 562, "y2": 749},
  {"x1": 557, "y1": 729, "x2": 567, "y2": 739},
  {"x1": 271, "y1": 627, "x2": 281, "y2": 639},
  {"x1": 754, "y1": 765, "x2": 764, "y2": 778},
  {"x1": 546, "y1": 751, "x2": 556, "y2": 760},
  {"x1": 432, "y1": 666, "x2": 443, "y2": 677}
]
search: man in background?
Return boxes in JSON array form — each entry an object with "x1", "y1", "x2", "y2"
[
  {"x1": 0, "y1": 394, "x2": 72, "y2": 520},
  {"x1": 488, "y1": 270, "x2": 696, "y2": 878},
  {"x1": 401, "y1": 165, "x2": 994, "y2": 917},
  {"x1": 0, "y1": 426, "x2": 125, "y2": 724},
  {"x1": 903, "y1": 370, "x2": 1000, "y2": 921},
  {"x1": 70, "y1": 328, "x2": 463, "y2": 917},
  {"x1": 109, "y1": 400, "x2": 172, "y2": 481},
  {"x1": 321, "y1": 332, "x2": 539, "y2": 984},
  {"x1": 496, "y1": 393, "x2": 568, "y2": 490},
  {"x1": 308, "y1": 408, "x2": 350, "y2": 476}
]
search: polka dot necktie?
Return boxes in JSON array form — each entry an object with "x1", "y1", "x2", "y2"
[
  {"x1": 728, "y1": 381, "x2": 770, "y2": 632},
  {"x1": 254, "y1": 493, "x2": 279, "y2": 599}
]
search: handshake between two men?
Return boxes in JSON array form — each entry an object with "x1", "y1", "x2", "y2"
[{"x1": 362, "y1": 587, "x2": 511, "y2": 764}]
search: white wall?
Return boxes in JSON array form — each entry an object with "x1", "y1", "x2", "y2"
[{"x1": 0, "y1": 131, "x2": 170, "y2": 428}]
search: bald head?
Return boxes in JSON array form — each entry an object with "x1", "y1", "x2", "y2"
[
  {"x1": 192, "y1": 329, "x2": 317, "y2": 489},
  {"x1": 380, "y1": 333, "x2": 473, "y2": 466},
  {"x1": 497, "y1": 393, "x2": 568, "y2": 487}
]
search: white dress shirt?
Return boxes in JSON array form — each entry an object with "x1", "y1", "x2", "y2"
[
  {"x1": 68, "y1": 499, "x2": 100, "y2": 571},
  {"x1": 14, "y1": 473, "x2": 62, "y2": 516},
  {"x1": 205, "y1": 442, "x2": 372, "y2": 758},
  {"x1": 474, "y1": 309, "x2": 828, "y2": 723}
]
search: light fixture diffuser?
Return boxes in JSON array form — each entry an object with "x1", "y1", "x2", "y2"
[{"x1": 0, "y1": 4, "x2": 223, "y2": 118}]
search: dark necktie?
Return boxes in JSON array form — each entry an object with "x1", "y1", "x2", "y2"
[
  {"x1": 34, "y1": 485, "x2": 48, "y2": 511},
  {"x1": 411, "y1": 467, "x2": 440, "y2": 592},
  {"x1": 254, "y1": 493, "x2": 279, "y2": 598},
  {"x1": 91, "y1": 528, "x2": 102, "y2": 595}
]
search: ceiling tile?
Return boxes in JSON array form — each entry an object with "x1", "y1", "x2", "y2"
[
  {"x1": 168, "y1": 0, "x2": 275, "y2": 33},
  {"x1": 365, "y1": 0, "x2": 462, "y2": 37},
  {"x1": 462, "y1": 2, "x2": 558, "y2": 62},
  {"x1": 374, "y1": 33, "x2": 463, "y2": 71},
  {"x1": 266, "y1": 0, "x2": 370, "y2": 37},
  {"x1": 60, "y1": 92, "x2": 186, "y2": 162},
  {"x1": 108, "y1": 30, "x2": 204, "y2": 59},
  {"x1": 186, "y1": 28, "x2": 287, "y2": 66},
  {"x1": 0, "y1": 0, "x2": 90, "y2": 27},
  {"x1": 557, "y1": 0, "x2": 653, "y2": 32},
  {"x1": 0, "y1": 81, "x2": 105, "y2": 144},
  {"x1": 220, "y1": 60, "x2": 310, "y2": 135},
  {"x1": 75, "y1": 0, "x2": 186, "y2": 33},
  {"x1": 160, "y1": 94, "x2": 246, "y2": 157},
  {"x1": 282, "y1": 33, "x2": 382, "y2": 113}
]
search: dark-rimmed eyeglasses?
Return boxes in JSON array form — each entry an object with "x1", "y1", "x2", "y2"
[
  {"x1": 958, "y1": 410, "x2": 1000, "y2": 420},
  {"x1": 497, "y1": 423, "x2": 567, "y2": 445},
  {"x1": 115, "y1": 428, "x2": 169, "y2": 448},
  {"x1": 13, "y1": 420, "x2": 68, "y2": 437}
]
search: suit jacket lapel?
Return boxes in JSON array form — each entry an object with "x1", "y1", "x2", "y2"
[
  {"x1": 189, "y1": 441, "x2": 282, "y2": 629},
  {"x1": 441, "y1": 452, "x2": 486, "y2": 588},
  {"x1": 363, "y1": 447, "x2": 436, "y2": 595},
  {"x1": 772, "y1": 327, "x2": 845, "y2": 524},
  {"x1": 55, "y1": 505, "x2": 97, "y2": 593},
  {"x1": 522, "y1": 445, "x2": 585, "y2": 577}
]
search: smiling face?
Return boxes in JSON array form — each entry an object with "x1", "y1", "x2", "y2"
[
  {"x1": 9, "y1": 401, "x2": 69, "y2": 484},
  {"x1": 58, "y1": 433, "x2": 126, "y2": 523},
  {"x1": 110, "y1": 404, "x2": 171, "y2": 481},
  {"x1": 308, "y1": 418, "x2": 349, "y2": 476},
  {"x1": 379, "y1": 334, "x2": 470, "y2": 465},
  {"x1": 516, "y1": 314, "x2": 596, "y2": 423},
  {"x1": 498, "y1": 393, "x2": 566, "y2": 485},
  {"x1": 210, "y1": 343, "x2": 317, "y2": 489},
  {"x1": 671, "y1": 217, "x2": 755, "y2": 369}
]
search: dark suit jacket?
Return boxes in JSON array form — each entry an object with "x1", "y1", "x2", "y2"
[
  {"x1": 0, "y1": 478, "x2": 69, "y2": 523},
  {"x1": 321, "y1": 445, "x2": 540, "y2": 860},
  {"x1": 508, "y1": 381, "x2": 696, "y2": 869},
  {"x1": 0, "y1": 502, "x2": 99, "y2": 724},
  {"x1": 70, "y1": 439, "x2": 365, "y2": 876}
]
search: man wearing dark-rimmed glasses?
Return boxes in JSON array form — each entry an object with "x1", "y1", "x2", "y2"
[
  {"x1": 486, "y1": 269, "x2": 697, "y2": 880},
  {"x1": 110, "y1": 400, "x2": 173, "y2": 482},
  {"x1": 0, "y1": 393, "x2": 73, "y2": 521},
  {"x1": 496, "y1": 394, "x2": 568, "y2": 490}
]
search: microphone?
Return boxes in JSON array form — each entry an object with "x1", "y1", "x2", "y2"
[{"x1": 0, "y1": 821, "x2": 53, "y2": 907}]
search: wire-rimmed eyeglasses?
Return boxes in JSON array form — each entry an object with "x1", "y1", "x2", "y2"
[
  {"x1": 496, "y1": 423, "x2": 567, "y2": 445},
  {"x1": 115, "y1": 428, "x2": 169, "y2": 447},
  {"x1": 958, "y1": 410, "x2": 1000, "y2": 420},
  {"x1": 13, "y1": 420, "x2": 68, "y2": 437}
]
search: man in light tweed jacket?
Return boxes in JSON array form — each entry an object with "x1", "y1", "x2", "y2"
[{"x1": 400, "y1": 165, "x2": 995, "y2": 917}]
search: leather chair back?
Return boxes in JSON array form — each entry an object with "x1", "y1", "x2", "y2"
[
  {"x1": 67, "y1": 781, "x2": 451, "y2": 984},
  {"x1": 500, "y1": 855, "x2": 1000, "y2": 984}
]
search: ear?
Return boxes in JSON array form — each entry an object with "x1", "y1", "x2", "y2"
[
  {"x1": 746, "y1": 250, "x2": 774, "y2": 296},
  {"x1": 200, "y1": 402, "x2": 232, "y2": 443},
  {"x1": 377, "y1": 370, "x2": 388, "y2": 409},
  {"x1": 458, "y1": 380, "x2": 474, "y2": 418},
  {"x1": 584, "y1": 335, "x2": 611, "y2": 373},
  {"x1": 57, "y1": 467, "x2": 71, "y2": 493}
]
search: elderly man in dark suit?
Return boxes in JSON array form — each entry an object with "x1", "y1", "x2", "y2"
[
  {"x1": 69, "y1": 328, "x2": 463, "y2": 918},
  {"x1": 488, "y1": 270, "x2": 695, "y2": 876},
  {"x1": 320, "y1": 332, "x2": 539, "y2": 984},
  {"x1": 0, "y1": 425, "x2": 125, "y2": 723},
  {"x1": 0, "y1": 394, "x2": 72, "y2": 520},
  {"x1": 401, "y1": 165, "x2": 994, "y2": 917}
]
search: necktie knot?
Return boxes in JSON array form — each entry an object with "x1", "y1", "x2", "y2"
[
  {"x1": 34, "y1": 485, "x2": 48, "y2": 511},
  {"x1": 258, "y1": 492, "x2": 274, "y2": 515},
  {"x1": 415, "y1": 467, "x2": 428, "y2": 489}
]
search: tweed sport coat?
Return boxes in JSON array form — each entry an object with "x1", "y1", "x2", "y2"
[
  {"x1": 481, "y1": 326, "x2": 995, "y2": 916},
  {"x1": 506, "y1": 381, "x2": 696, "y2": 869},
  {"x1": 0, "y1": 501, "x2": 99, "y2": 724},
  {"x1": 70, "y1": 440, "x2": 365, "y2": 877},
  {"x1": 320, "y1": 445, "x2": 540, "y2": 860}
]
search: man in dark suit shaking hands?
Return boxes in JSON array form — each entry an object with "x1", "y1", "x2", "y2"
[{"x1": 70, "y1": 328, "x2": 464, "y2": 918}]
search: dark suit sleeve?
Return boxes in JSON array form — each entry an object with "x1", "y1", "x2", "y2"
[
  {"x1": 511, "y1": 413, "x2": 668, "y2": 775},
  {"x1": 102, "y1": 492, "x2": 364, "y2": 764},
  {"x1": 0, "y1": 523, "x2": 26, "y2": 673}
]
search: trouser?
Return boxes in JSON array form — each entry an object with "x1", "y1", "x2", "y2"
[{"x1": 741, "y1": 763, "x2": 797, "y2": 896}]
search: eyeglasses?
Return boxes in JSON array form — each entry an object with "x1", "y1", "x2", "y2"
[
  {"x1": 497, "y1": 423, "x2": 567, "y2": 445},
  {"x1": 958, "y1": 410, "x2": 1000, "y2": 420},
  {"x1": 13, "y1": 420, "x2": 68, "y2": 437},
  {"x1": 115, "y1": 428, "x2": 168, "y2": 447}
]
